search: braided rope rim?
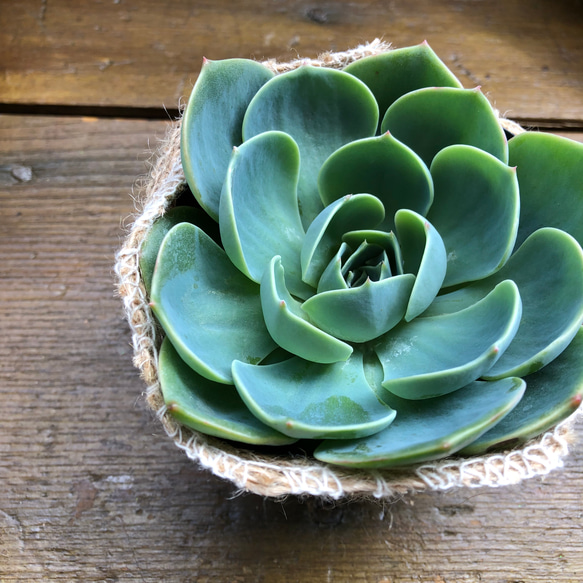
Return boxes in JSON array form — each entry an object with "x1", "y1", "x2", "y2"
[{"x1": 114, "y1": 39, "x2": 579, "y2": 499}]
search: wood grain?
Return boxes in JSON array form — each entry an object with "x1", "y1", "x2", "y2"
[
  {"x1": 1, "y1": 0, "x2": 583, "y2": 122},
  {"x1": 1, "y1": 114, "x2": 583, "y2": 582}
]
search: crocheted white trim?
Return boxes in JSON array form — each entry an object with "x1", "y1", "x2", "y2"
[{"x1": 114, "y1": 40, "x2": 580, "y2": 499}]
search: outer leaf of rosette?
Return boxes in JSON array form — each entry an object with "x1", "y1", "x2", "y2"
[
  {"x1": 394, "y1": 209, "x2": 447, "y2": 320},
  {"x1": 150, "y1": 223, "x2": 276, "y2": 384},
  {"x1": 427, "y1": 144, "x2": 520, "y2": 287},
  {"x1": 509, "y1": 131, "x2": 583, "y2": 250},
  {"x1": 181, "y1": 58, "x2": 274, "y2": 221},
  {"x1": 344, "y1": 41, "x2": 463, "y2": 133},
  {"x1": 317, "y1": 133, "x2": 433, "y2": 232},
  {"x1": 159, "y1": 337, "x2": 297, "y2": 446},
  {"x1": 231, "y1": 350, "x2": 396, "y2": 440},
  {"x1": 260, "y1": 255, "x2": 353, "y2": 364},
  {"x1": 300, "y1": 194, "x2": 385, "y2": 288},
  {"x1": 301, "y1": 273, "x2": 416, "y2": 343},
  {"x1": 375, "y1": 280, "x2": 522, "y2": 399},
  {"x1": 219, "y1": 131, "x2": 312, "y2": 300},
  {"x1": 242, "y1": 65, "x2": 379, "y2": 229},
  {"x1": 381, "y1": 87, "x2": 508, "y2": 167},
  {"x1": 314, "y1": 376, "x2": 525, "y2": 468},
  {"x1": 140, "y1": 205, "x2": 206, "y2": 294},
  {"x1": 425, "y1": 228, "x2": 583, "y2": 379},
  {"x1": 461, "y1": 327, "x2": 583, "y2": 455}
]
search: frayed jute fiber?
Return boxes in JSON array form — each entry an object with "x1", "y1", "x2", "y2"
[{"x1": 115, "y1": 39, "x2": 580, "y2": 500}]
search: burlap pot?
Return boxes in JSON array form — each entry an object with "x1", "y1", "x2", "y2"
[{"x1": 115, "y1": 39, "x2": 580, "y2": 499}]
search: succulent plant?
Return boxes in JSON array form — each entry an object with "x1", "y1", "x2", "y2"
[{"x1": 141, "y1": 42, "x2": 583, "y2": 469}]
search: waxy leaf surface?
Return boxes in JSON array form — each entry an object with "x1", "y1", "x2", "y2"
[
  {"x1": 150, "y1": 223, "x2": 276, "y2": 384},
  {"x1": 232, "y1": 351, "x2": 396, "y2": 439},
  {"x1": 344, "y1": 41, "x2": 462, "y2": 131},
  {"x1": 181, "y1": 58, "x2": 274, "y2": 219},
  {"x1": 462, "y1": 327, "x2": 583, "y2": 455},
  {"x1": 381, "y1": 87, "x2": 508, "y2": 166},
  {"x1": 394, "y1": 209, "x2": 447, "y2": 320},
  {"x1": 242, "y1": 66, "x2": 379, "y2": 227},
  {"x1": 260, "y1": 256, "x2": 353, "y2": 363},
  {"x1": 509, "y1": 132, "x2": 583, "y2": 249},
  {"x1": 220, "y1": 131, "x2": 311, "y2": 299},
  {"x1": 314, "y1": 377, "x2": 525, "y2": 468},
  {"x1": 301, "y1": 194, "x2": 385, "y2": 288},
  {"x1": 302, "y1": 273, "x2": 416, "y2": 342},
  {"x1": 428, "y1": 145, "x2": 520, "y2": 287},
  {"x1": 318, "y1": 133, "x2": 433, "y2": 232},
  {"x1": 139, "y1": 205, "x2": 201, "y2": 293},
  {"x1": 375, "y1": 280, "x2": 522, "y2": 399},
  {"x1": 159, "y1": 338, "x2": 297, "y2": 445},
  {"x1": 427, "y1": 228, "x2": 583, "y2": 379}
]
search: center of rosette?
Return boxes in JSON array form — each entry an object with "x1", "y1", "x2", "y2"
[{"x1": 317, "y1": 230, "x2": 403, "y2": 293}]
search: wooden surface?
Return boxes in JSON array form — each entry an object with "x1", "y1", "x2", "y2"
[{"x1": 1, "y1": 1, "x2": 583, "y2": 581}]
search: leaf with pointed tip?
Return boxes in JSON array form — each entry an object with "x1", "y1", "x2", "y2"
[
  {"x1": 219, "y1": 131, "x2": 312, "y2": 299},
  {"x1": 344, "y1": 41, "x2": 463, "y2": 132},
  {"x1": 375, "y1": 280, "x2": 522, "y2": 399},
  {"x1": 302, "y1": 273, "x2": 416, "y2": 343},
  {"x1": 150, "y1": 223, "x2": 276, "y2": 384},
  {"x1": 314, "y1": 377, "x2": 525, "y2": 468},
  {"x1": 242, "y1": 66, "x2": 379, "y2": 228},
  {"x1": 159, "y1": 338, "x2": 297, "y2": 445},
  {"x1": 381, "y1": 87, "x2": 508, "y2": 166},
  {"x1": 342, "y1": 229, "x2": 404, "y2": 275},
  {"x1": 317, "y1": 243, "x2": 350, "y2": 293},
  {"x1": 140, "y1": 205, "x2": 202, "y2": 293},
  {"x1": 260, "y1": 256, "x2": 352, "y2": 364},
  {"x1": 181, "y1": 58, "x2": 274, "y2": 220},
  {"x1": 318, "y1": 133, "x2": 433, "y2": 232},
  {"x1": 462, "y1": 327, "x2": 583, "y2": 455},
  {"x1": 231, "y1": 351, "x2": 396, "y2": 439},
  {"x1": 426, "y1": 228, "x2": 583, "y2": 379},
  {"x1": 301, "y1": 194, "x2": 385, "y2": 288},
  {"x1": 394, "y1": 209, "x2": 447, "y2": 320},
  {"x1": 427, "y1": 145, "x2": 520, "y2": 287},
  {"x1": 509, "y1": 132, "x2": 583, "y2": 249}
]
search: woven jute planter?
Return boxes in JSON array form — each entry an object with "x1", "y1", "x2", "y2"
[{"x1": 115, "y1": 40, "x2": 580, "y2": 499}]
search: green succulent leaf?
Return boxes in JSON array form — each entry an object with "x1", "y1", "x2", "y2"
[
  {"x1": 427, "y1": 228, "x2": 583, "y2": 379},
  {"x1": 260, "y1": 256, "x2": 353, "y2": 364},
  {"x1": 150, "y1": 223, "x2": 276, "y2": 384},
  {"x1": 231, "y1": 350, "x2": 396, "y2": 440},
  {"x1": 317, "y1": 242, "x2": 350, "y2": 293},
  {"x1": 314, "y1": 376, "x2": 525, "y2": 468},
  {"x1": 242, "y1": 65, "x2": 379, "y2": 228},
  {"x1": 509, "y1": 131, "x2": 583, "y2": 249},
  {"x1": 375, "y1": 280, "x2": 522, "y2": 399},
  {"x1": 317, "y1": 132, "x2": 433, "y2": 232},
  {"x1": 427, "y1": 145, "x2": 520, "y2": 287},
  {"x1": 394, "y1": 209, "x2": 447, "y2": 320},
  {"x1": 381, "y1": 87, "x2": 508, "y2": 166},
  {"x1": 344, "y1": 41, "x2": 463, "y2": 131},
  {"x1": 181, "y1": 58, "x2": 274, "y2": 220},
  {"x1": 341, "y1": 230, "x2": 404, "y2": 276},
  {"x1": 140, "y1": 205, "x2": 203, "y2": 294},
  {"x1": 159, "y1": 338, "x2": 297, "y2": 445},
  {"x1": 483, "y1": 229, "x2": 583, "y2": 379},
  {"x1": 301, "y1": 194, "x2": 385, "y2": 288},
  {"x1": 462, "y1": 327, "x2": 583, "y2": 455},
  {"x1": 219, "y1": 130, "x2": 312, "y2": 299},
  {"x1": 301, "y1": 273, "x2": 416, "y2": 343}
]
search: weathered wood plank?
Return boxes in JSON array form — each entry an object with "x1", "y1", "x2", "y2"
[
  {"x1": 1, "y1": 115, "x2": 583, "y2": 581},
  {"x1": 1, "y1": 0, "x2": 582, "y2": 123}
]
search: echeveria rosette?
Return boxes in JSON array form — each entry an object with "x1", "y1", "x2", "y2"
[{"x1": 142, "y1": 42, "x2": 583, "y2": 469}]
